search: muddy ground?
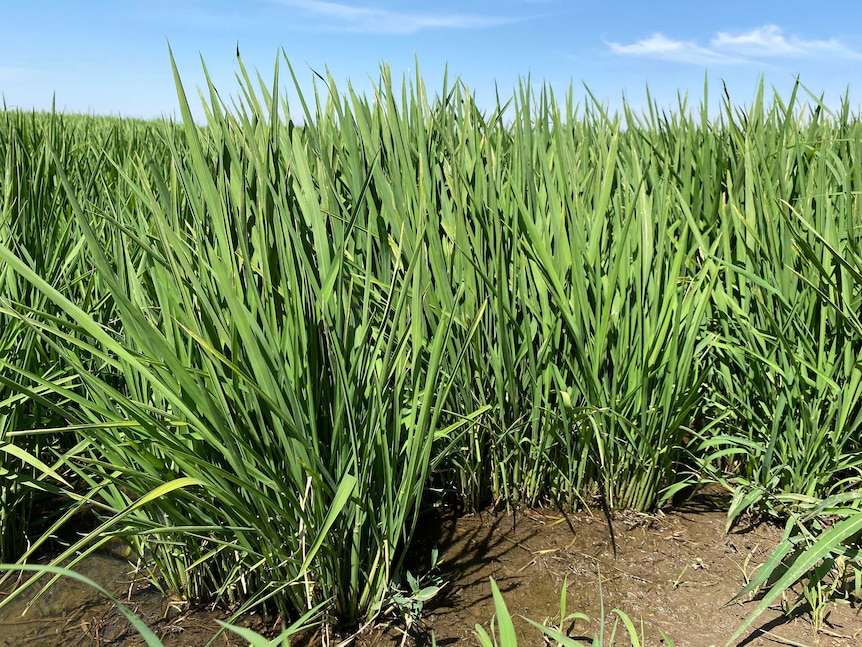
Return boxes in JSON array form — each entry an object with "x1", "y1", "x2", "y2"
[{"x1": 1, "y1": 498, "x2": 860, "y2": 646}]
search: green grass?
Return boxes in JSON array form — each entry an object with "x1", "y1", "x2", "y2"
[{"x1": 0, "y1": 54, "x2": 860, "y2": 639}]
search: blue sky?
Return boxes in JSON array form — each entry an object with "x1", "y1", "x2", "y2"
[{"x1": 3, "y1": 1, "x2": 862, "y2": 121}]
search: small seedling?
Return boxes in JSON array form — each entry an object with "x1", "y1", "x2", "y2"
[
  {"x1": 672, "y1": 566, "x2": 688, "y2": 589},
  {"x1": 374, "y1": 547, "x2": 446, "y2": 633}
]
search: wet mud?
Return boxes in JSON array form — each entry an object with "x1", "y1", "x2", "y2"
[{"x1": 2, "y1": 500, "x2": 860, "y2": 646}]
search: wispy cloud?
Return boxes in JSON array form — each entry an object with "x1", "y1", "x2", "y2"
[
  {"x1": 712, "y1": 25, "x2": 862, "y2": 59},
  {"x1": 608, "y1": 34, "x2": 743, "y2": 65},
  {"x1": 608, "y1": 25, "x2": 862, "y2": 65},
  {"x1": 273, "y1": 0, "x2": 512, "y2": 34}
]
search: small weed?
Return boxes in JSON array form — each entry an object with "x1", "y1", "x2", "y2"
[
  {"x1": 373, "y1": 547, "x2": 446, "y2": 634},
  {"x1": 475, "y1": 572, "x2": 670, "y2": 647}
]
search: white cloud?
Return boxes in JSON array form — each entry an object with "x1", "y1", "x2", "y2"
[
  {"x1": 711, "y1": 25, "x2": 862, "y2": 59},
  {"x1": 609, "y1": 25, "x2": 862, "y2": 65},
  {"x1": 608, "y1": 33, "x2": 743, "y2": 66},
  {"x1": 274, "y1": 1, "x2": 511, "y2": 34}
]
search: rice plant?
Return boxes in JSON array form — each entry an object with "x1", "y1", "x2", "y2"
[
  {"x1": 1, "y1": 56, "x2": 862, "y2": 638},
  {"x1": 475, "y1": 577, "x2": 664, "y2": 647},
  {"x1": 0, "y1": 110, "x2": 163, "y2": 562},
  {"x1": 699, "y1": 86, "x2": 862, "y2": 526},
  {"x1": 0, "y1": 55, "x2": 488, "y2": 626}
]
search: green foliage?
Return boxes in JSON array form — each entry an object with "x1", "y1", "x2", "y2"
[
  {"x1": 474, "y1": 578, "x2": 517, "y2": 647},
  {"x1": 698, "y1": 85, "x2": 862, "y2": 519},
  {"x1": 1, "y1": 55, "x2": 484, "y2": 626},
  {"x1": 725, "y1": 501, "x2": 862, "y2": 646},
  {"x1": 372, "y1": 547, "x2": 445, "y2": 632},
  {"x1": 1, "y1": 56, "x2": 862, "y2": 640},
  {"x1": 0, "y1": 109, "x2": 169, "y2": 561},
  {"x1": 474, "y1": 576, "x2": 660, "y2": 647}
]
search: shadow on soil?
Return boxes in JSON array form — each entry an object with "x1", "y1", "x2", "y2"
[{"x1": 2, "y1": 495, "x2": 860, "y2": 646}]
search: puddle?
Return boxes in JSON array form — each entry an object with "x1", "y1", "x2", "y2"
[{"x1": 0, "y1": 542, "x2": 263, "y2": 646}]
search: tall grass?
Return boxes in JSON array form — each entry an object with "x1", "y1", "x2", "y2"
[
  {"x1": 1, "y1": 58, "x2": 861, "y2": 634},
  {"x1": 0, "y1": 111, "x2": 166, "y2": 561},
  {"x1": 1, "y1": 58, "x2": 487, "y2": 626},
  {"x1": 698, "y1": 85, "x2": 862, "y2": 521}
]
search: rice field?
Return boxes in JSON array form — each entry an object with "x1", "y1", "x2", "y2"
[{"x1": 1, "y1": 55, "x2": 861, "y2": 644}]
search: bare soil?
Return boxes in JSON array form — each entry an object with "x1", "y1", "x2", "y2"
[
  {"x1": 2, "y1": 499, "x2": 860, "y2": 646},
  {"x1": 404, "y1": 501, "x2": 862, "y2": 647}
]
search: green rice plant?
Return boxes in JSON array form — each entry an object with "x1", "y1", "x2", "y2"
[
  {"x1": 474, "y1": 579, "x2": 517, "y2": 647},
  {"x1": 0, "y1": 53, "x2": 485, "y2": 627},
  {"x1": 398, "y1": 79, "x2": 562, "y2": 509},
  {"x1": 720, "y1": 103, "x2": 862, "y2": 641},
  {"x1": 697, "y1": 85, "x2": 862, "y2": 525},
  {"x1": 474, "y1": 577, "x2": 667, "y2": 647},
  {"x1": 5, "y1": 60, "x2": 862, "y2": 638},
  {"x1": 725, "y1": 499, "x2": 862, "y2": 646},
  {"x1": 1, "y1": 111, "x2": 77, "y2": 561},
  {"x1": 0, "y1": 109, "x2": 157, "y2": 561},
  {"x1": 412, "y1": 80, "x2": 720, "y2": 512},
  {"x1": 508, "y1": 84, "x2": 716, "y2": 511}
]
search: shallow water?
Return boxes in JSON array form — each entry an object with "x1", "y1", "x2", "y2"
[{"x1": 0, "y1": 542, "x2": 243, "y2": 647}]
